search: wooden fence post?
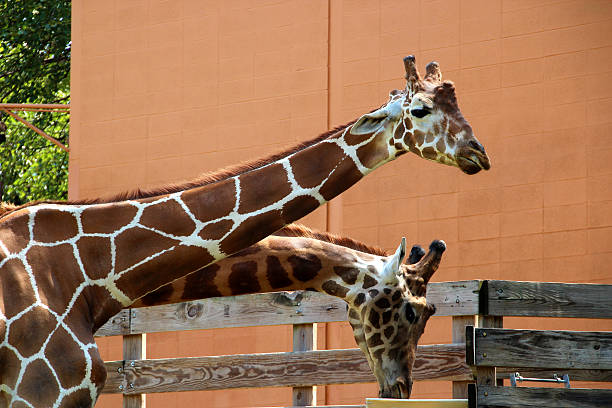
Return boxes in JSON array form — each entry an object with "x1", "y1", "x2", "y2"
[
  {"x1": 292, "y1": 323, "x2": 317, "y2": 405},
  {"x1": 476, "y1": 315, "x2": 503, "y2": 388},
  {"x1": 123, "y1": 333, "x2": 146, "y2": 408},
  {"x1": 452, "y1": 315, "x2": 477, "y2": 398}
]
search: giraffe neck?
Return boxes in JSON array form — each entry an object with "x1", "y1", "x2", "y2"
[
  {"x1": 133, "y1": 234, "x2": 387, "y2": 308},
  {"x1": 51, "y1": 120, "x2": 399, "y2": 327}
]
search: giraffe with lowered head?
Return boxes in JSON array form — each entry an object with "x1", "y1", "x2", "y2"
[
  {"x1": 133, "y1": 224, "x2": 445, "y2": 399},
  {"x1": 0, "y1": 56, "x2": 489, "y2": 407}
]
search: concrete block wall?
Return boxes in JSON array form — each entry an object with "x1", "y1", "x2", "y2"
[{"x1": 71, "y1": 0, "x2": 612, "y2": 406}]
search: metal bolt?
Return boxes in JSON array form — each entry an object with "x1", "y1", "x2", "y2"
[
  {"x1": 296, "y1": 309, "x2": 303, "y2": 315},
  {"x1": 129, "y1": 383, "x2": 134, "y2": 389},
  {"x1": 132, "y1": 311, "x2": 136, "y2": 318},
  {"x1": 483, "y1": 353, "x2": 487, "y2": 357},
  {"x1": 130, "y1": 361, "x2": 135, "y2": 367},
  {"x1": 483, "y1": 332, "x2": 487, "y2": 337},
  {"x1": 118, "y1": 384, "x2": 124, "y2": 391},
  {"x1": 117, "y1": 367, "x2": 123, "y2": 373},
  {"x1": 484, "y1": 391, "x2": 488, "y2": 397}
]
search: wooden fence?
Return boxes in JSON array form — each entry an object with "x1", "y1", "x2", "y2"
[{"x1": 95, "y1": 280, "x2": 612, "y2": 407}]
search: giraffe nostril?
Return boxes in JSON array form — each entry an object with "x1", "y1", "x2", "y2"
[{"x1": 468, "y1": 140, "x2": 485, "y2": 153}]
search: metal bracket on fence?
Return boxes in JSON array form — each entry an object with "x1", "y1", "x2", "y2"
[{"x1": 510, "y1": 372, "x2": 571, "y2": 388}]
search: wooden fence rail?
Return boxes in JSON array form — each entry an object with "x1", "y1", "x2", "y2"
[{"x1": 97, "y1": 280, "x2": 612, "y2": 407}]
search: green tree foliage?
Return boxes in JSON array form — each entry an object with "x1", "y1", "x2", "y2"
[{"x1": 0, "y1": 0, "x2": 71, "y2": 205}]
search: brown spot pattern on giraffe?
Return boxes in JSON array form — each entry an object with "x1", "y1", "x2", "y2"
[
  {"x1": 45, "y1": 327, "x2": 87, "y2": 388},
  {"x1": 140, "y1": 282, "x2": 175, "y2": 305},
  {"x1": 181, "y1": 179, "x2": 236, "y2": 224},
  {"x1": 229, "y1": 261, "x2": 260, "y2": 295},
  {"x1": 348, "y1": 309, "x2": 360, "y2": 320},
  {"x1": 361, "y1": 274, "x2": 378, "y2": 289},
  {"x1": 356, "y1": 142, "x2": 390, "y2": 170},
  {"x1": 18, "y1": 359, "x2": 59, "y2": 406},
  {"x1": 115, "y1": 244, "x2": 214, "y2": 300},
  {"x1": 384, "y1": 326, "x2": 395, "y2": 339},
  {"x1": 220, "y1": 210, "x2": 284, "y2": 256},
  {"x1": 9, "y1": 307, "x2": 52, "y2": 358},
  {"x1": 265, "y1": 256, "x2": 293, "y2": 289},
  {"x1": 282, "y1": 195, "x2": 320, "y2": 225},
  {"x1": 0, "y1": 347, "x2": 21, "y2": 389},
  {"x1": 403, "y1": 117, "x2": 412, "y2": 130},
  {"x1": 199, "y1": 219, "x2": 234, "y2": 241},
  {"x1": 321, "y1": 280, "x2": 349, "y2": 298},
  {"x1": 27, "y1": 244, "x2": 83, "y2": 314},
  {"x1": 238, "y1": 163, "x2": 291, "y2": 214},
  {"x1": 33, "y1": 209, "x2": 78, "y2": 243},
  {"x1": 140, "y1": 199, "x2": 196, "y2": 236},
  {"x1": 0, "y1": 213, "x2": 29, "y2": 252},
  {"x1": 422, "y1": 147, "x2": 438, "y2": 160},
  {"x1": 369, "y1": 309, "x2": 380, "y2": 329},
  {"x1": 436, "y1": 138, "x2": 447, "y2": 153},
  {"x1": 76, "y1": 236, "x2": 112, "y2": 280},
  {"x1": 354, "y1": 292, "x2": 366, "y2": 306},
  {"x1": 382, "y1": 310, "x2": 392, "y2": 325},
  {"x1": 114, "y1": 227, "x2": 180, "y2": 272},
  {"x1": 394, "y1": 122, "x2": 405, "y2": 140},
  {"x1": 345, "y1": 130, "x2": 374, "y2": 146},
  {"x1": 290, "y1": 142, "x2": 345, "y2": 189},
  {"x1": 81, "y1": 203, "x2": 138, "y2": 234},
  {"x1": 334, "y1": 266, "x2": 359, "y2": 284},
  {"x1": 1, "y1": 259, "x2": 36, "y2": 319},
  {"x1": 375, "y1": 298, "x2": 391, "y2": 309},
  {"x1": 319, "y1": 157, "x2": 363, "y2": 201},
  {"x1": 288, "y1": 253, "x2": 322, "y2": 282},
  {"x1": 182, "y1": 264, "x2": 223, "y2": 299},
  {"x1": 59, "y1": 389, "x2": 92, "y2": 408},
  {"x1": 367, "y1": 333, "x2": 383, "y2": 348}
]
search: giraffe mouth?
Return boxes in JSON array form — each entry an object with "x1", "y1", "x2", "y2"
[{"x1": 457, "y1": 155, "x2": 488, "y2": 175}]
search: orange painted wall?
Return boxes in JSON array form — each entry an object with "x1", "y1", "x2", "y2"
[{"x1": 70, "y1": 0, "x2": 612, "y2": 406}]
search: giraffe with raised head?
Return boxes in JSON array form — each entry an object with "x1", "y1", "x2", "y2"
[
  {"x1": 132, "y1": 224, "x2": 445, "y2": 399},
  {"x1": 0, "y1": 56, "x2": 489, "y2": 407}
]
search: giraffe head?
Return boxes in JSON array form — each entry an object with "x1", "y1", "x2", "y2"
[
  {"x1": 348, "y1": 55, "x2": 490, "y2": 174},
  {"x1": 347, "y1": 238, "x2": 445, "y2": 399}
]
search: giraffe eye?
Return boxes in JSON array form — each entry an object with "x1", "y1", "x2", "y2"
[
  {"x1": 410, "y1": 108, "x2": 431, "y2": 118},
  {"x1": 404, "y1": 305, "x2": 417, "y2": 323}
]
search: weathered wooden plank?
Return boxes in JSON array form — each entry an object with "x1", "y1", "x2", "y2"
[
  {"x1": 427, "y1": 281, "x2": 482, "y2": 317},
  {"x1": 367, "y1": 399, "x2": 468, "y2": 408},
  {"x1": 102, "y1": 361, "x2": 125, "y2": 393},
  {"x1": 111, "y1": 344, "x2": 468, "y2": 394},
  {"x1": 486, "y1": 280, "x2": 612, "y2": 318},
  {"x1": 95, "y1": 309, "x2": 130, "y2": 337},
  {"x1": 472, "y1": 385, "x2": 612, "y2": 408},
  {"x1": 97, "y1": 282, "x2": 482, "y2": 338},
  {"x1": 128, "y1": 291, "x2": 348, "y2": 334},
  {"x1": 473, "y1": 328, "x2": 612, "y2": 370}
]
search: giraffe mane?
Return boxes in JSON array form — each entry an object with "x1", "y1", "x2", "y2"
[
  {"x1": 0, "y1": 119, "x2": 362, "y2": 220},
  {"x1": 0, "y1": 202, "x2": 18, "y2": 218},
  {"x1": 276, "y1": 223, "x2": 389, "y2": 256}
]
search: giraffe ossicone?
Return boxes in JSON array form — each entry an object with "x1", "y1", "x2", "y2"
[
  {"x1": 134, "y1": 225, "x2": 446, "y2": 399},
  {"x1": 1, "y1": 55, "x2": 486, "y2": 407}
]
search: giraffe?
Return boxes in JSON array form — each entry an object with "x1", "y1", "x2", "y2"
[
  {"x1": 0, "y1": 55, "x2": 488, "y2": 407},
  {"x1": 133, "y1": 224, "x2": 444, "y2": 399}
]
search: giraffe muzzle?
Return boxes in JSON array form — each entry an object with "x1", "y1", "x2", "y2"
[
  {"x1": 380, "y1": 376, "x2": 413, "y2": 398},
  {"x1": 457, "y1": 140, "x2": 491, "y2": 174}
]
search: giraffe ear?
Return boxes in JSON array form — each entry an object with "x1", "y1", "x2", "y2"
[
  {"x1": 350, "y1": 108, "x2": 390, "y2": 136},
  {"x1": 382, "y1": 237, "x2": 407, "y2": 283},
  {"x1": 350, "y1": 102, "x2": 402, "y2": 136}
]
